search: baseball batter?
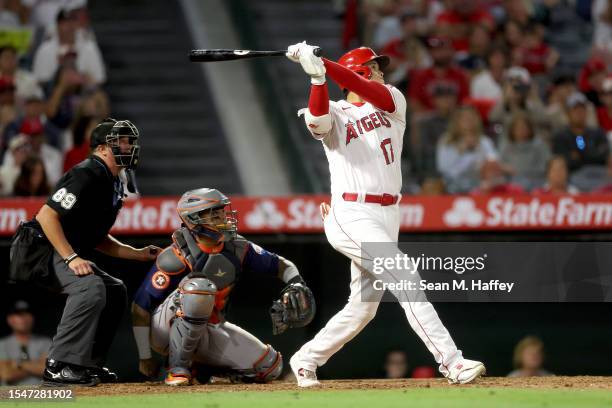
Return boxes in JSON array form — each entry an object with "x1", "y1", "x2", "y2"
[
  {"x1": 131, "y1": 188, "x2": 315, "y2": 386},
  {"x1": 285, "y1": 43, "x2": 485, "y2": 387}
]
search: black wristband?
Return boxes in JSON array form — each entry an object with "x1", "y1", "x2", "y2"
[
  {"x1": 287, "y1": 275, "x2": 306, "y2": 286},
  {"x1": 64, "y1": 253, "x2": 78, "y2": 265}
]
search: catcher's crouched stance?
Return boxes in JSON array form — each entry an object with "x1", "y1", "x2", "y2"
[{"x1": 131, "y1": 188, "x2": 315, "y2": 386}]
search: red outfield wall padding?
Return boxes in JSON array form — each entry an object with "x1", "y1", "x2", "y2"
[{"x1": 0, "y1": 194, "x2": 611, "y2": 236}]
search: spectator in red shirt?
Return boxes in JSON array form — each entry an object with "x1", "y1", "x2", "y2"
[
  {"x1": 596, "y1": 76, "x2": 612, "y2": 132},
  {"x1": 63, "y1": 115, "x2": 97, "y2": 172},
  {"x1": 578, "y1": 57, "x2": 608, "y2": 107},
  {"x1": 436, "y1": 0, "x2": 495, "y2": 52},
  {"x1": 408, "y1": 36, "x2": 469, "y2": 112},
  {"x1": 515, "y1": 23, "x2": 559, "y2": 76},
  {"x1": 471, "y1": 159, "x2": 524, "y2": 195},
  {"x1": 533, "y1": 156, "x2": 580, "y2": 195}
]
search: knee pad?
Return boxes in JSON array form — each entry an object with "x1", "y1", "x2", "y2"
[
  {"x1": 252, "y1": 345, "x2": 283, "y2": 383},
  {"x1": 178, "y1": 278, "x2": 217, "y2": 324},
  {"x1": 169, "y1": 278, "x2": 217, "y2": 370}
]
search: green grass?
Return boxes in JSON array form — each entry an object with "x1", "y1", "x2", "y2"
[{"x1": 6, "y1": 388, "x2": 612, "y2": 408}]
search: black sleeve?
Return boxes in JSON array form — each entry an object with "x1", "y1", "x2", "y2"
[
  {"x1": 552, "y1": 130, "x2": 578, "y2": 170},
  {"x1": 46, "y1": 167, "x2": 93, "y2": 217}
]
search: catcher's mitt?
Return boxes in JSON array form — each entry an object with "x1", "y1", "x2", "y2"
[{"x1": 270, "y1": 281, "x2": 315, "y2": 335}]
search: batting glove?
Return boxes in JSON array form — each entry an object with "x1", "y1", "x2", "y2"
[
  {"x1": 287, "y1": 42, "x2": 326, "y2": 85},
  {"x1": 286, "y1": 41, "x2": 306, "y2": 63}
]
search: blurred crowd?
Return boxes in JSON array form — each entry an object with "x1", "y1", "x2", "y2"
[
  {"x1": 380, "y1": 334, "x2": 553, "y2": 380},
  {"x1": 342, "y1": 0, "x2": 612, "y2": 195},
  {"x1": 0, "y1": 0, "x2": 109, "y2": 198}
]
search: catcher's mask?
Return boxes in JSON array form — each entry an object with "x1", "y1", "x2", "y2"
[
  {"x1": 105, "y1": 120, "x2": 140, "y2": 169},
  {"x1": 177, "y1": 188, "x2": 237, "y2": 243}
]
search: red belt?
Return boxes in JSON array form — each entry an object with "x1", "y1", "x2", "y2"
[{"x1": 342, "y1": 192, "x2": 399, "y2": 206}]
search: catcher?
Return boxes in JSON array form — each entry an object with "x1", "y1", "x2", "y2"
[{"x1": 131, "y1": 188, "x2": 315, "y2": 386}]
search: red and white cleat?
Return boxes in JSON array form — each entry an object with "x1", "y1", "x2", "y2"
[
  {"x1": 446, "y1": 359, "x2": 486, "y2": 384},
  {"x1": 289, "y1": 353, "x2": 320, "y2": 388}
]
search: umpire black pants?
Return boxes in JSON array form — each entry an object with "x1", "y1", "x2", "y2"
[{"x1": 47, "y1": 252, "x2": 127, "y2": 367}]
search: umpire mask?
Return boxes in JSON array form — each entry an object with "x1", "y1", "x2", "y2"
[{"x1": 106, "y1": 120, "x2": 140, "y2": 169}]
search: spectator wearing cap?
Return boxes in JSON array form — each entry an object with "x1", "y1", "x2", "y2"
[
  {"x1": 0, "y1": 134, "x2": 29, "y2": 195},
  {"x1": 552, "y1": 92, "x2": 609, "y2": 172},
  {"x1": 0, "y1": 46, "x2": 39, "y2": 105},
  {"x1": 2, "y1": 85, "x2": 62, "y2": 153},
  {"x1": 436, "y1": 106, "x2": 498, "y2": 193},
  {"x1": 0, "y1": 301, "x2": 51, "y2": 385},
  {"x1": 12, "y1": 155, "x2": 49, "y2": 196},
  {"x1": 32, "y1": 8, "x2": 105, "y2": 86},
  {"x1": 413, "y1": 83, "x2": 459, "y2": 177},
  {"x1": 499, "y1": 112, "x2": 551, "y2": 190},
  {"x1": 578, "y1": 57, "x2": 608, "y2": 108},
  {"x1": 489, "y1": 66, "x2": 550, "y2": 139},
  {"x1": 3, "y1": 118, "x2": 62, "y2": 185},
  {"x1": 408, "y1": 35, "x2": 469, "y2": 112},
  {"x1": 596, "y1": 76, "x2": 612, "y2": 133},
  {"x1": 435, "y1": 0, "x2": 495, "y2": 53},
  {"x1": 470, "y1": 47, "x2": 508, "y2": 102},
  {"x1": 380, "y1": 8, "x2": 432, "y2": 86},
  {"x1": 547, "y1": 74, "x2": 599, "y2": 133}
]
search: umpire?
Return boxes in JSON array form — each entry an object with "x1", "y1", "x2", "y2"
[{"x1": 30, "y1": 118, "x2": 160, "y2": 386}]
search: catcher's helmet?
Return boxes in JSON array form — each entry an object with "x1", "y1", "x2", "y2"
[
  {"x1": 177, "y1": 188, "x2": 237, "y2": 243},
  {"x1": 90, "y1": 118, "x2": 140, "y2": 169},
  {"x1": 337, "y1": 47, "x2": 390, "y2": 80}
]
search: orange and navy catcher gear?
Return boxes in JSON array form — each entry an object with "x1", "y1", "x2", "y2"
[
  {"x1": 177, "y1": 188, "x2": 237, "y2": 243},
  {"x1": 134, "y1": 233, "x2": 281, "y2": 324}
]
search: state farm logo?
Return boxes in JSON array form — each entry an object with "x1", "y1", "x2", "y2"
[
  {"x1": 243, "y1": 198, "x2": 325, "y2": 230},
  {"x1": 442, "y1": 196, "x2": 612, "y2": 229},
  {"x1": 244, "y1": 200, "x2": 286, "y2": 229},
  {"x1": 443, "y1": 198, "x2": 484, "y2": 227}
]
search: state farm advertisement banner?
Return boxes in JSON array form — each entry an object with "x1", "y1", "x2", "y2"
[{"x1": 0, "y1": 194, "x2": 611, "y2": 236}]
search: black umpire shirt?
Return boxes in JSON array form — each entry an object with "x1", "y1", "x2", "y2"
[{"x1": 42, "y1": 155, "x2": 124, "y2": 254}]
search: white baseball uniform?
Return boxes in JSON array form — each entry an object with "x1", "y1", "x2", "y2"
[{"x1": 295, "y1": 85, "x2": 464, "y2": 377}]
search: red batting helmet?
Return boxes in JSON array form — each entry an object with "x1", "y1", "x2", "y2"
[{"x1": 337, "y1": 47, "x2": 390, "y2": 79}]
